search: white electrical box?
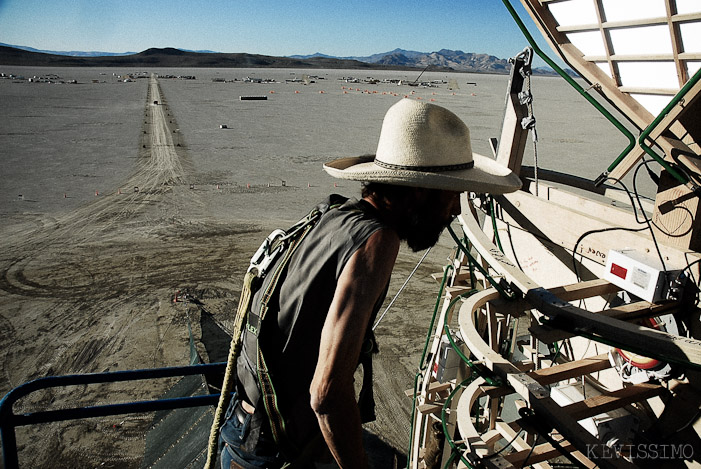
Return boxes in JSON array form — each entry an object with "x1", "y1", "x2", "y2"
[{"x1": 604, "y1": 249, "x2": 678, "y2": 303}]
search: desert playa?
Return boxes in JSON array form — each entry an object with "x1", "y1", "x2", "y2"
[{"x1": 0, "y1": 66, "x2": 627, "y2": 467}]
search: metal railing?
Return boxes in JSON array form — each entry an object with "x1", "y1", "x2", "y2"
[{"x1": 0, "y1": 362, "x2": 226, "y2": 469}]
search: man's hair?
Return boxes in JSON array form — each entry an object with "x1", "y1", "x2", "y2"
[{"x1": 361, "y1": 182, "x2": 417, "y2": 204}]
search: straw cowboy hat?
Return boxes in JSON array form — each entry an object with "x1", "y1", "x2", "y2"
[{"x1": 324, "y1": 99, "x2": 522, "y2": 194}]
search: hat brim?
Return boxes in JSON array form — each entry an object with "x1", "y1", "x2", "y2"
[{"x1": 324, "y1": 154, "x2": 522, "y2": 194}]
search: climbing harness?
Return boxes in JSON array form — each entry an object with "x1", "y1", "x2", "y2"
[{"x1": 204, "y1": 204, "x2": 329, "y2": 469}]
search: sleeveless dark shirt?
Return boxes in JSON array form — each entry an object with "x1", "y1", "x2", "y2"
[{"x1": 236, "y1": 195, "x2": 388, "y2": 450}]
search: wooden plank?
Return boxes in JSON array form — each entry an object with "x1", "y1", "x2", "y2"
[
  {"x1": 503, "y1": 441, "x2": 575, "y2": 465},
  {"x1": 405, "y1": 380, "x2": 452, "y2": 398},
  {"x1": 554, "y1": 12, "x2": 701, "y2": 33},
  {"x1": 417, "y1": 403, "x2": 443, "y2": 415},
  {"x1": 583, "y1": 54, "x2": 701, "y2": 63},
  {"x1": 563, "y1": 383, "x2": 664, "y2": 421},
  {"x1": 549, "y1": 278, "x2": 620, "y2": 301},
  {"x1": 495, "y1": 421, "x2": 531, "y2": 452},
  {"x1": 528, "y1": 354, "x2": 610, "y2": 386},
  {"x1": 665, "y1": 0, "x2": 688, "y2": 86},
  {"x1": 593, "y1": 0, "x2": 617, "y2": 87},
  {"x1": 496, "y1": 92, "x2": 529, "y2": 174},
  {"x1": 599, "y1": 299, "x2": 679, "y2": 321}
]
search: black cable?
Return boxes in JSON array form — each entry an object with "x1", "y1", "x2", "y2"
[
  {"x1": 633, "y1": 159, "x2": 668, "y2": 273},
  {"x1": 484, "y1": 428, "x2": 525, "y2": 459},
  {"x1": 679, "y1": 257, "x2": 701, "y2": 286},
  {"x1": 570, "y1": 174, "x2": 651, "y2": 281},
  {"x1": 601, "y1": 176, "x2": 649, "y2": 226},
  {"x1": 572, "y1": 225, "x2": 646, "y2": 281},
  {"x1": 520, "y1": 435, "x2": 538, "y2": 468}
]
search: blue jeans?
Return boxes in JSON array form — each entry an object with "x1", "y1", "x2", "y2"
[{"x1": 219, "y1": 396, "x2": 282, "y2": 469}]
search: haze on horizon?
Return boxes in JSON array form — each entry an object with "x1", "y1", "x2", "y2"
[{"x1": 0, "y1": 0, "x2": 554, "y2": 65}]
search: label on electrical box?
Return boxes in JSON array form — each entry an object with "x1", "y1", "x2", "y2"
[{"x1": 631, "y1": 267, "x2": 651, "y2": 290}]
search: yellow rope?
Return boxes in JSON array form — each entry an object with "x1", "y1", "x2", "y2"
[{"x1": 204, "y1": 271, "x2": 258, "y2": 469}]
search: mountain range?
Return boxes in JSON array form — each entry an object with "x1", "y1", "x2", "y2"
[{"x1": 0, "y1": 43, "x2": 564, "y2": 75}]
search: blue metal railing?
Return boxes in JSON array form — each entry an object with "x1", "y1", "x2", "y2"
[{"x1": 0, "y1": 362, "x2": 226, "y2": 469}]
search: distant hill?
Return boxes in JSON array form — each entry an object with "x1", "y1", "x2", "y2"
[
  {"x1": 0, "y1": 45, "x2": 420, "y2": 70},
  {"x1": 0, "y1": 42, "x2": 138, "y2": 57},
  {"x1": 0, "y1": 44, "x2": 570, "y2": 75},
  {"x1": 292, "y1": 48, "x2": 567, "y2": 76}
]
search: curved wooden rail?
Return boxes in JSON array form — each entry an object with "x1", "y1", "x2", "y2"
[{"x1": 456, "y1": 288, "x2": 634, "y2": 468}]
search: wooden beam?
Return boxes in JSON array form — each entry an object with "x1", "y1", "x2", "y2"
[
  {"x1": 563, "y1": 383, "x2": 665, "y2": 421},
  {"x1": 528, "y1": 353, "x2": 611, "y2": 386},
  {"x1": 599, "y1": 299, "x2": 680, "y2": 321},
  {"x1": 593, "y1": 0, "x2": 617, "y2": 87},
  {"x1": 665, "y1": 0, "x2": 689, "y2": 85},
  {"x1": 503, "y1": 441, "x2": 576, "y2": 465},
  {"x1": 555, "y1": 12, "x2": 701, "y2": 33}
]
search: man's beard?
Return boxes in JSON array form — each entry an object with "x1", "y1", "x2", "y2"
[{"x1": 395, "y1": 193, "x2": 454, "y2": 252}]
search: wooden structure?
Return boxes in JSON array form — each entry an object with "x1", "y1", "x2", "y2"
[{"x1": 409, "y1": 1, "x2": 701, "y2": 467}]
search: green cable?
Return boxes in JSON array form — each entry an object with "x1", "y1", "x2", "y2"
[
  {"x1": 406, "y1": 371, "x2": 423, "y2": 469},
  {"x1": 501, "y1": 0, "x2": 637, "y2": 185},
  {"x1": 420, "y1": 265, "x2": 455, "y2": 371},
  {"x1": 442, "y1": 295, "x2": 502, "y2": 387},
  {"x1": 447, "y1": 225, "x2": 515, "y2": 299},
  {"x1": 409, "y1": 263, "x2": 454, "y2": 469},
  {"x1": 488, "y1": 196, "x2": 504, "y2": 253},
  {"x1": 411, "y1": 228, "x2": 514, "y2": 467},
  {"x1": 441, "y1": 377, "x2": 478, "y2": 469}
]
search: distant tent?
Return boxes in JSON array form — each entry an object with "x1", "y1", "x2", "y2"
[{"x1": 447, "y1": 79, "x2": 459, "y2": 91}]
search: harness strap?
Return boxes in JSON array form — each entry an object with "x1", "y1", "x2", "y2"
[{"x1": 254, "y1": 220, "x2": 318, "y2": 458}]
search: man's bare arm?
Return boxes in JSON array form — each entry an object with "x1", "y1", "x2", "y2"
[{"x1": 309, "y1": 227, "x2": 400, "y2": 468}]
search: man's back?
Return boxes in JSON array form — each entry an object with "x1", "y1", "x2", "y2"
[{"x1": 234, "y1": 196, "x2": 389, "y2": 453}]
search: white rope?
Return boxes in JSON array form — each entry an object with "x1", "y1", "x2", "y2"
[{"x1": 372, "y1": 247, "x2": 432, "y2": 331}]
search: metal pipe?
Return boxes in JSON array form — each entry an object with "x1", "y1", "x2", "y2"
[{"x1": 1, "y1": 363, "x2": 225, "y2": 469}]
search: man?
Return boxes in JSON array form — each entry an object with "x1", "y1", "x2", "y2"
[{"x1": 219, "y1": 99, "x2": 521, "y2": 468}]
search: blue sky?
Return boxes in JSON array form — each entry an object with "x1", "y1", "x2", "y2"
[{"x1": 0, "y1": 0, "x2": 552, "y2": 62}]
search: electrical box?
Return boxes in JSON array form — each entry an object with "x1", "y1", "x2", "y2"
[
  {"x1": 432, "y1": 334, "x2": 461, "y2": 383},
  {"x1": 604, "y1": 249, "x2": 680, "y2": 303}
]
